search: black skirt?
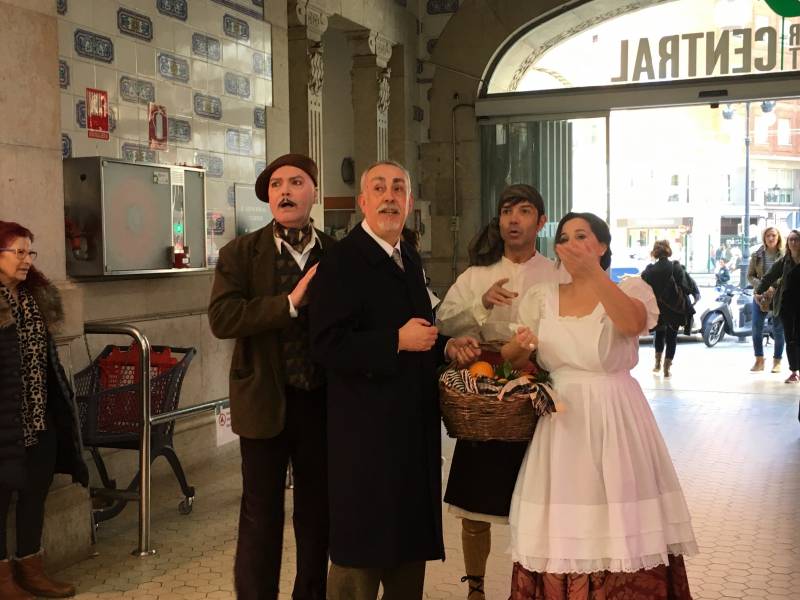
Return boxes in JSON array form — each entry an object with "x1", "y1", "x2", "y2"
[{"x1": 443, "y1": 439, "x2": 528, "y2": 517}]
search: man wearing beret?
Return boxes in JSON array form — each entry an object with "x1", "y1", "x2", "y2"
[{"x1": 209, "y1": 153, "x2": 334, "y2": 600}]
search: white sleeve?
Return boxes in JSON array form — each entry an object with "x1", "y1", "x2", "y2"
[
  {"x1": 436, "y1": 269, "x2": 490, "y2": 337},
  {"x1": 514, "y1": 283, "x2": 548, "y2": 334},
  {"x1": 619, "y1": 276, "x2": 659, "y2": 333}
]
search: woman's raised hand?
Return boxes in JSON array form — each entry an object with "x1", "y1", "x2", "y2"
[{"x1": 514, "y1": 326, "x2": 538, "y2": 350}]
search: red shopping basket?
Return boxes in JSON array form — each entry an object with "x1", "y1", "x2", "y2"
[{"x1": 98, "y1": 344, "x2": 178, "y2": 390}]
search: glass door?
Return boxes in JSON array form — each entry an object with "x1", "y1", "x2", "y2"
[{"x1": 480, "y1": 115, "x2": 609, "y2": 258}]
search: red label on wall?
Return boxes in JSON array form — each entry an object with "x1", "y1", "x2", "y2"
[
  {"x1": 86, "y1": 88, "x2": 109, "y2": 140},
  {"x1": 148, "y1": 103, "x2": 168, "y2": 151}
]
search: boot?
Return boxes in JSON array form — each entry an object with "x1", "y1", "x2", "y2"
[
  {"x1": 771, "y1": 359, "x2": 782, "y2": 374},
  {"x1": 13, "y1": 553, "x2": 75, "y2": 598},
  {"x1": 653, "y1": 352, "x2": 662, "y2": 373},
  {"x1": 750, "y1": 357, "x2": 765, "y2": 372},
  {"x1": 663, "y1": 359, "x2": 672, "y2": 378},
  {"x1": 462, "y1": 519, "x2": 490, "y2": 600},
  {"x1": 0, "y1": 560, "x2": 34, "y2": 600}
]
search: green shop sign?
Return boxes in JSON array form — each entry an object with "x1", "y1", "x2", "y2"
[{"x1": 765, "y1": 0, "x2": 800, "y2": 17}]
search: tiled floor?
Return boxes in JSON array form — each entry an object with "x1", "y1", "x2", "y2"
[{"x1": 58, "y1": 337, "x2": 800, "y2": 599}]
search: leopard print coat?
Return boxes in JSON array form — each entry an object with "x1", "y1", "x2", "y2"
[{"x1": 0, "y1": 283, "x2": 89, "y2": 489}]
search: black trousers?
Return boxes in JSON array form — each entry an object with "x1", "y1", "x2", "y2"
[
  {"x1": 781, "y1": 310, "x2": 800, "y2": 371},
  {"x1": 0, "y1": 420, "x2": 57, "y2": 560},
  {"x1": 234, "y1": 386, "x2": 328, "y2": 600},
  {"x1": 655, "y1": 326, "x2": 678, "y2": 360},
  {"x1": 327, "y1": 561, "x2": 426, "y2": 600}
]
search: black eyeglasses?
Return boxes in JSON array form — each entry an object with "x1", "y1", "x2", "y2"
[{"x1": 0, "y1": 248, "x2": 38, "y2": 261}]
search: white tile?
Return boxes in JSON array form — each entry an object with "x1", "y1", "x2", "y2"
[
  {"x1": 192, "y1": 59, "x2": 209, "y2": 91},
  {"x1": 92, "y1": 0, "x2": 119, "y2": 37},
  {"x1": 173, "y1": 84, "x2": 193, "y2": 116},
  {"x1": 207, "y1": 63, "x2": 225, "y2": 96},
  {"x1": 192, "y1": 119, "x2": 209, "y2": 151},
  {"x1": 71, "y1": 60, "x2": 97, "y2": 93},
  {"x1": 206, "y1": 2, "x2": 226, "y2": 38},
  {"x1": 208, "y1": 122, "x2": 226, "y2": 154},
  {"x1": 116, "y1": 103, "x2": 139, "y2": 140},
  {"x1": 264, "y1": 81, "x2": 273, "y2": 108},
  {"x1": 57, "y1": 19, "x2": 74, "y2": 59},
  {"x1": 249, "y1": 21, "x2": 265, "y2": 53},
  {"x1": 114, "y1": 35, "x2": 138, "y2": 74},
  {"x1": 264, "y1": 22, "x2": 272, "y2": 54},
  {"x1": 173, "y1": 24, "x2": 193, "y2": 58},
  {"x1": 155, "y1": 80, "x2": 177, "y2": 112},
  {"x1": 122, "y1": 0, "x2": 156, "y2": 18},
  {"x1": 221, "y1": 38, "x2": 238, "y2": 71},
  {"x1": 136, "y1": 43, "x2": 156, "y2": 76},
  {"x1": 252, "y1": 131, "x2": 265, "y2": 158},
  {"x1": 253, "y1": 77, "x2": 267, "y2": 107},
  {"x1": 159, "y1": 145, "x2": 178, "y2": 165},
  {"x1": 152, "y1": 15, "x2": 175, "y2": 53},
  {"x1": 60, "y1": 92, "x2": 75, "y2": 133},
  {"x1": 95, "y1": 65, "x2": 118, "y2": 102},
  {"x1": 137, "y1": 106, "x2": 150, "y2": 144},
  {"x1": 66, "y1": 1, "x2": 94, "y2": 29},
  {"x1": 176, "y1": 146, "x2": 196, "y2": 166}
]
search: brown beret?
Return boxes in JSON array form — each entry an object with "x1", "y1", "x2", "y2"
[{"x1": 255, "y1": 153, "x2": 318, "y2": 202}]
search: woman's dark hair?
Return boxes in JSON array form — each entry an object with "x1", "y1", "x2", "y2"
[
  {"x1": 468, "y1": 184, "x2": 545, "y2": 267},
  {"x1": 401, "y1": 226, "x2": 420, "y2": 252},
  {"x1": 651, "y1": 239, "x2": 672, "y2": 259},
  {"x1": 554, "y1": 212, "x2": 612, "y2": 271},
  {"x1": 0, "y1": 220, "x2": 49, "y2": 289}
]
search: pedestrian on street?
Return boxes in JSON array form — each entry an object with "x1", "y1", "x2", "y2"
[{"x1": 747, "y1": 227, "x2": 785, "y2": 373}]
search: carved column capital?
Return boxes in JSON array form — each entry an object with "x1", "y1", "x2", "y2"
[
  {"x1": 347, "y1": 30, "x2": 394, "y2": 68},
  {"x1": 289, "y1": 0, "x2": 329, "y2": 42}
]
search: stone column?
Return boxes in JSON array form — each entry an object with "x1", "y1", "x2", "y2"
[
  {"x1": 348, "y1": 30, "x2": 393, "y2": 182},
  {"x1": 288, "y1": 0, "x2": 328, "y2": 201}
]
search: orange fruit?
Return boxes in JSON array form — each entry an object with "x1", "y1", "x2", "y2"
[{"x1": 468, "y1": 361, "x2": 495, "y2": 378}]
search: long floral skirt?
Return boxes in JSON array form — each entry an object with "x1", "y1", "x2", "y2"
[{"x1": 510, "y1": 555, "x2": 692, "y2": 600}]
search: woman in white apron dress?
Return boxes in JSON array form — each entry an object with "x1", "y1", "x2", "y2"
[{"x1": 502, "y1": 212, "x2": 696, "y2": 600}]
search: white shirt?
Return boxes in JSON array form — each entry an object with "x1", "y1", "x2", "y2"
[
  {"x1": 436, "y1": 253, "x2": 569, "y2": 342},
  {"x1": 360, "y1": 220, "x2": 401, "y2": 258},
  {"x1": 275, "y1": 226, "x2": 321, "y2": 317}
]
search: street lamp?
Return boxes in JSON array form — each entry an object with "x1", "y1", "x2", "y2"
[{"x1": 722, "y1": 100, "x2": 775, "y2": 286}]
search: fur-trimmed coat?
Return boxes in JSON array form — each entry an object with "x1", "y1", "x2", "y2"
[{"x1": 0, "y1": 282, "x2": 89, "y2": 490}]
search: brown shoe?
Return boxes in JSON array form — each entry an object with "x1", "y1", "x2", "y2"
[
  {"x1": 653, "y1": 352, "x2": 662, "y2": 373},
  {"x1": 750, "y1": 357, "x2": 765, "y2": 372},
  {"x1": 663, "y1": 359, "x2": 672, "y2": 378},
  {"x1": 13, "y1": 553, "x2": 75, "y2": 598},
  {"x1": 0, "y1": 560, "x2": 34, "y2": 600},
  {"x1": 771, "y1": 359, "x2": 782, "y2": 373}
]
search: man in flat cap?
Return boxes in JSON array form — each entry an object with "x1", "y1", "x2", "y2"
[{"x1": 209, "y1": 153, "x2": 334, "y2": 600}]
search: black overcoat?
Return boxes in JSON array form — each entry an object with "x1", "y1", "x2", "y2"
[
  {"x1": 0, "y1": 283, "x2": 89, "y2": 490},
  {"x1": 309, "y1": 224, "x2": 448, "y2": 568}
]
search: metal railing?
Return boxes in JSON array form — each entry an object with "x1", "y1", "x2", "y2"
[{"x1": 83, "y1": 323, "x2": 228, "y2": 557}]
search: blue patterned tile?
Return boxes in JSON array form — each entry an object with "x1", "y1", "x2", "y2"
[
  {"x1": 121, "y1": 143, "x2": 158, "y2": 163},
  {"x1": 223, "y1": 14, "x2": 249, "y2": 41},
  {"x1": 211, "y1": 0, "x2": 263, "y2": 20},
  {"x1": 168, "y1": 118, "x2": 192, "y2": 143},
  {"x1": 253, "y1": 107, "x2": 265, "y2": 129},
  {"x1": 224, "y1": 72, "x2": 250, "y2": 99},
  {"x1": 56, "y1": 0, "x2": 67, "y2": 16},
  {"x1": 117, "y1": 8, "x2": 153, "y2": 42},
  {"x1": 158, "y1": 52, "x2": 190, "y2": 83},
  {"x1": 61, "y1": 134, "x2": 72, "y2": 159},
  {"x1": 74, "y1": 29, "x2": 114, "y2": 63},
  {"x1": 427, "y1": 0, "x2": 458, "y2": 14},
  {"x1": 192, "y1": 33, "x2": 221, "y2": 61},
  {"x1": 252, "y1": 52, "x2": 272, "y2": 78},
  {"x1": 194, "y1": 93, "x2": 222, "y2": 120},
  {"x1": 157, "y1": 0, "x2": 188, "y2": 21},
  {"x1": 225, "y1": 128, "x2": 252, "y2": 155},
  {"x1": 76, "y1": 100, "x2": 116, "y2": 132},
  {"x1": 195, "y1": 153, "x2": 224, "y2": 177},
  {"x1": 120, "y1": 76, "x2": 155, "y2": 104},
  {"x1": 59, "y1": 60, "x2": 70, "y2": 89}
]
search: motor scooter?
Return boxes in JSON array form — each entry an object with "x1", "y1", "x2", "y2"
[{"x1": 695, "y1": 285, "x2": 773, "y2": 347}]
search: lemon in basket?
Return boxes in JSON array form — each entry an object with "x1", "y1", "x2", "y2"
[{"x1": 468, "y1": 361, "x2": 495, "y2": 379}]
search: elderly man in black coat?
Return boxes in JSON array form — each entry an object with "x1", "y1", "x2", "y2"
[{"x1": 310, "y1": 160, "x2": 479, "y2": 599}]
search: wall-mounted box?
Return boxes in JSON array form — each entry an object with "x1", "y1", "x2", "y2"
[{"x1": 63, "y1": 157, "x2": 208, "y2": 277}]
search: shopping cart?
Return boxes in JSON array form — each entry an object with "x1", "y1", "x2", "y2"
[{"x1": 74, "y1": 344, "x2": 197, "y2": 523}]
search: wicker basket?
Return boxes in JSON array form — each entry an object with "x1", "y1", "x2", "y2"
[{"x1": 439, "y1": 346, "x2": 539, "y2": 442}]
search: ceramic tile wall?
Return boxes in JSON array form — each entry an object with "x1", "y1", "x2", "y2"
[{"x1": 57, "y1": 0, "x2": 272, "y2": 263}]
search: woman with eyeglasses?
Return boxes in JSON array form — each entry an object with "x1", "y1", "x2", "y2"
[
  {"x1": 756, "y1": 229, "x2": 800, "y2": 383},
  {"x1": 0, "y1": 221, "x2": 88, "y2": 599}
]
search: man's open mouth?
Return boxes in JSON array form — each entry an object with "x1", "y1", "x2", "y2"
[{"x1": 279, "y1": 199, "x2": 297, "y2": 208}]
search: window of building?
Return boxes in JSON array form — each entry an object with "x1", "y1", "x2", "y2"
[{"x1": 778, "y1": 118, "x2": 792, "y2": 146}]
